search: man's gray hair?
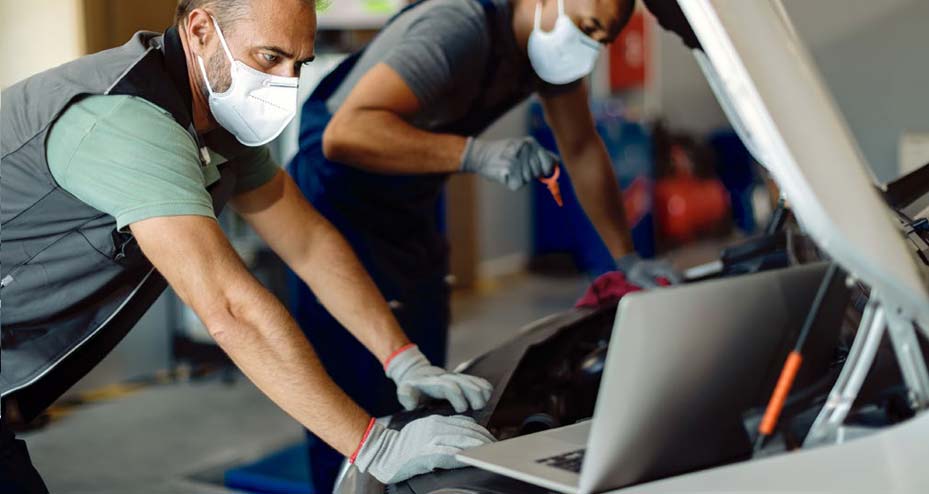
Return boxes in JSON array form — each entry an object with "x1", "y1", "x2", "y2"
[{"x1": 175, "y1": 0, "x2": 323, "y2": 28}]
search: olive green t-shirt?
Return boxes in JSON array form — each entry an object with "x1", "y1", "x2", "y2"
[{"x1": 46, "y1": 94, "x2": 280, "y2": 230}]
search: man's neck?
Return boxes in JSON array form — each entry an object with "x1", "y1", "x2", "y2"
[
  {"x1": 178, "y1": 25, "x2": 217, "y2": 135},
  {"x1": 511, "y1": 0, "x2": 532, "y2": 55}
]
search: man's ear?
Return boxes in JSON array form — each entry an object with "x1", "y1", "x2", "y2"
[{"x1": 185, "y1": 9, "x2": 215, "y2": 54}]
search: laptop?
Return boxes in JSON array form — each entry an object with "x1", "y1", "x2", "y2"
[{"x1": 458, "y1": 262, "x2": 841, "y2": 494}]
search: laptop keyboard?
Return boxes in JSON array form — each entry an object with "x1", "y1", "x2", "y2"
[{"x1": 536, "y1": 449, "x2": 586, "y2": 473}]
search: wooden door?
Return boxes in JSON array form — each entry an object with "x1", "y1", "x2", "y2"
[{"x1": 83, "y1": 0, "x2": 177, "y2": 54}]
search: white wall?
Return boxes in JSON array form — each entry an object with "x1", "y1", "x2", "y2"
[
  {"x1": 784, "y1": 0, "x2": 929, "y2": 183},
  {"x1": 651, "y1": 0, "x2": 929, "y2": 183},
  {"x1": 0, "y1": 0, "x2": 85, "y2": 88}
]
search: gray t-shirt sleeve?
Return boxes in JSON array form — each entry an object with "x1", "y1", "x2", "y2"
[{"x1": 382, "y1": 4, "x2": 490, "y2": 108}]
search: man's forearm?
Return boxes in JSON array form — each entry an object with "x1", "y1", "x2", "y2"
[
  {"x1": 322, "y1": 62, "x2": 466, "y2": 175},
  {"x1": 324, "y1": 108, "x2": 466, "y2": 175},
  {"x1": 132, "y1": 215, "x2": 374, "y2": 457},
  {"x1": 232, "y1": 173, "x2": 411, "y2": 364},
  {"x1": 564, "y1": 143, "x2": 635, "y2": 258},
  {"x1": 204, "y1": 283, "x2": 371, "y2": 456},
  {"x1": 541, "y1": 83, "x2": 635, "y2": 259},
  {"x1": 290, "y1": 212, "x2": 412, "y2": 363}
]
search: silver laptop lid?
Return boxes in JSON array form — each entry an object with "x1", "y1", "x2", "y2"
[{"x1": 679, "y1": 0, "x2": 929, "y2": 331}]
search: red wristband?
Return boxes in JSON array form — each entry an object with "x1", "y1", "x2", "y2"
[
  {"x1": 383, "y1": 343, "x2": 416, "y2": 371},
  {"x1": 349, "y1": 417, "x2": 377, "y2": 464}
]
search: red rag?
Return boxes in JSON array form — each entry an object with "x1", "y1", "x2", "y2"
[{"x1": 575, "y1": 271, "x2": 643, "y2": 309}]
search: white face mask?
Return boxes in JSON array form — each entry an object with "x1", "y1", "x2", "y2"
[
  {"x1": 196, "y1": 17, "x2": 299, "y2": 147},
  {"x1": 527, "y1": 0, "x2": 603, "y2": 85}
]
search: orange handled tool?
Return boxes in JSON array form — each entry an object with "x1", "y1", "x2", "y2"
[
  {"x1": 758, "y1": 351, "x2": 803, "y2": 438},
  {"x1": 754, "y1": 263, "x2": 839, "y2": 452},
  {"x1": 540, "y1": 165, "x2": 563, "y2": 207}
]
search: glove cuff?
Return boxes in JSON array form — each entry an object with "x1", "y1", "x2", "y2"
[
  {"x1": 383, "y1": 343, "x2": 416, "y2": 371},
  {"x1": 350, "y1": 417, "x2": 378, "y2": 465},
  {"x1": 459, "y1": 137, "x2": 478, "y2": 173},
  {"x1": 614, "y1": 253, "x2": 642, "y2": 273},
  {"x1": 352, "y1": 419, "x2": 400, "y2": 478},
  {"x1": 385, "y1": 345, "x2": 430, "y2": 383}
]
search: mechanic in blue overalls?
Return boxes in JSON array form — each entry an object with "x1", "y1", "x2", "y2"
[{"x1": 288, "y1": 0, "x2": 679, "y2": 489}]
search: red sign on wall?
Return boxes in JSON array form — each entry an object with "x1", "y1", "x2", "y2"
[{"x1": 610, "y1": 11, "x2": 649, "y2": 91}]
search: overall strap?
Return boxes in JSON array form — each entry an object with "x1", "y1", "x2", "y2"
[
  {"x1": 310, "y1": 0, "x2": 498, "y2": 105},
  {"x1": 309, "y1": 0, "x2": 430, "y2": 102}
]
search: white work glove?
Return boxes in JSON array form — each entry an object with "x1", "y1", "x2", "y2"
[
  {"x1": 352, "y1": 415, "x2": 495, "y2": 484},
  {"x1": 616, "y1": 253, "x2": 683, "y2": 289},
  {"x1": 460, "y1": 136, "x2": 558, "y2": 191},
  {"x1": 386, "y1": 345, "x2": 493, "y2": 413}
]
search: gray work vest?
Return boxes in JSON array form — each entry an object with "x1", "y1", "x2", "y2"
[{"x1": 1, "y1": 28, "x2": 249, "y2": 421}]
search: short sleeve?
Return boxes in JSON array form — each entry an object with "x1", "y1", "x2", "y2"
[
  {"x1": 382, "y1": 4, "x2": 490, "y2": 108},
  {"x1": 231, "y1": 145, "x2": 281, "y2": 195},
  {"x1": 47, "y1": 95, "x2": 215, "y2": 230}
]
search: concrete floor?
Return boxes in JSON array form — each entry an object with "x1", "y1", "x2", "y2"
[{"x1": 21, "y1": 272, "x2": 590, "y2": 494}]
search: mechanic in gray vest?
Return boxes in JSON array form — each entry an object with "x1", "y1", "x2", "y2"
[{"x1": 0, "y1": 0, "x2": 494, "y2": 491}]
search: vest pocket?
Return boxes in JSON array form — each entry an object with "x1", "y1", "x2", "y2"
[{"x1": 1, "y1": 230, "x2": 117, "y2": 328}]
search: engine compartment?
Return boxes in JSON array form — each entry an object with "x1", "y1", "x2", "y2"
[
  {"x1": 379, "y1": 281, "x2": 923, "y2": 494},
  {"x1": 387, "y1": 307, "x2": 616, "y2": 436}
]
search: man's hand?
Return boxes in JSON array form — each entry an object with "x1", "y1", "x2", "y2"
[
  {"x1": 575, "y1": 256, "x2": 682, "y2": 308},
  {"x1": 352, "y1": 415, "x2": 494, "y2": 484},
  {"x1": 459, "y1": 137, "x2": 557, "y2": 191},
  {"x1": 386, "y1": 345, "x2": 493, "y2": 413},
  {"x1": 616, "y1": 254, "x2": 683, "y2": 289}
]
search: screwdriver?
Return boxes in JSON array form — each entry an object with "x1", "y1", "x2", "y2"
[{"x1": 540, "y1": 164, "x2": 563, "y2": 207}]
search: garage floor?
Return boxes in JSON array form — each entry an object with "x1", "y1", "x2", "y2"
[{"x1": 20, "y1": 273, "x2": 590, "y2": 494}]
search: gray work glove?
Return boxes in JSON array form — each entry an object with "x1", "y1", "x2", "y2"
[
  {"x1": 460, "y1": 136, "x2": 558, "y2": 191},
  {"x1": 386, "y1": 345, "x2": 493, "y2": 413},
  {"x1": 616, "y1": 253, "x2": 683, "y2": 289},
  {"x1": 352, "y1": 415, "x2": 495, "y2": 484}
]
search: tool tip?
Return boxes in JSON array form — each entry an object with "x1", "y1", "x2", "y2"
[{"x1": 753, "y1": 434, "x2": 766, "y2": 454}]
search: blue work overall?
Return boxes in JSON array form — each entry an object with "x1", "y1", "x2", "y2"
[{"x1": 286, "y1": 1, "x2": 506, "y2": 490}]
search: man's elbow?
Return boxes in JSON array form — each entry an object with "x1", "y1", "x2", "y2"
[
  {"x1": 199, "y1": 303, "x2": 239, "y2": 345},
  {"x1": 322, "y1": 112, "x2": 355, "y2": 163},
  {"x1": 191, "y1": 290, "x2": 251, "y2": 345}
]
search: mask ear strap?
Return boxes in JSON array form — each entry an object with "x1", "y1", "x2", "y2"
[
  {"x1": 209, "y1": 16, "x2": 236, "y2": 64},
  {"x1": 534, "y1": 1, "x2": 543, "y2": 29},
  {"x1": 196, "y1": 56, "x2": 215, "y2": 96}
]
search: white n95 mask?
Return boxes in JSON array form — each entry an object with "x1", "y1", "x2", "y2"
[
  {"x1": 527, "y1": 0, "x2": 603, "y2": 85},
  {"x1": 196, "y1": 17, "x2": 299, "y2": 147}
]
